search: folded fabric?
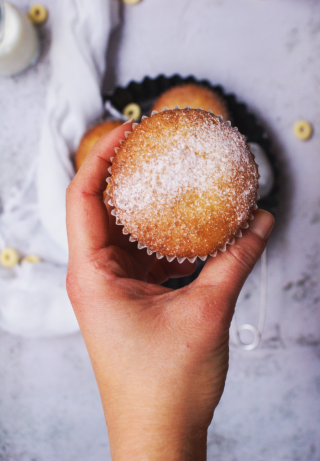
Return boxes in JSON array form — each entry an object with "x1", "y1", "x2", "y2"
[
  {"x1": 0, "y1": 0, "x2": 119, "y2": 337},
  {"x1": 0, "y1": 160, "x2": 75, "y2": 336},
  {"x1": 38, "y1": 0, "x2": 119, "y2": 252},
  {"x1": 0, "y1": 260, "x2": 79, "y2": 338}
]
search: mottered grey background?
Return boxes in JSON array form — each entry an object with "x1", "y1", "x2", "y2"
[{"x1": 0, "y1": 0, "x2": 320, "y2": 459}]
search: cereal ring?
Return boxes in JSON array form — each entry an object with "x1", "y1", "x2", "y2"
[
  {"x1": 0, "y1": 247, "x2": 19, "y2": 268},
  {"x1": 293, "y1": 120, "x2": 313, "y2": 140},
  {"x1": 122, "y1": 103, "x2": 141, "y2": 121},
  {"x1": 29, "y1": 5, "x2": 48, "y2": 24}
]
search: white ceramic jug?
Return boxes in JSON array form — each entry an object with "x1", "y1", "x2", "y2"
[{"x1": 0, "y1": 1, "x2": 41, "y2": 76}]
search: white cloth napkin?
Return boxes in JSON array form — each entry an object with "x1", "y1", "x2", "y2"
[
  {"x1": 38, "y1": 0, "x2": 119, "y2": 251},
  {"x1": 0, "y1": 0, "x2": 119, "y2": 337}
]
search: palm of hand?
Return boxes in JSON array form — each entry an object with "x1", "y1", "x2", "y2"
[{"x1": 67, "y1": 206, "x2": 230, "y2": 420}]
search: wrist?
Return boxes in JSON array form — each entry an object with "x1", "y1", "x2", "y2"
[
  {"x1": 97, "y1": 376, "x2": 210, "y2": 461},
  {"x1": 105, "y1": 404, "x2": 208, "y2": 461}
]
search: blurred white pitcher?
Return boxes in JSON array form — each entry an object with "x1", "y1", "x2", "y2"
[{"x1": 0, "y1": 0, "x2": 40, "y2": 76}]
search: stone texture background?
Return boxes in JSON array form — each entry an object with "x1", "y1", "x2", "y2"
[{"x1": 1, "y1": 0, "x2": 320, "y2": 459}]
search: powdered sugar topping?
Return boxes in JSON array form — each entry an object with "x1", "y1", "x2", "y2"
[{"x1": 110, "y1": 109, "x2": 258, "y2": 256}]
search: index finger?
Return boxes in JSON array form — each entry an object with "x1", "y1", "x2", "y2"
[{"x1": 66, "y1": 120, "x2": 133, "y2": 258}]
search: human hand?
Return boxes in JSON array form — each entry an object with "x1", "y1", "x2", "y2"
[{"x1": 66, "y1": 121, "x2": 275, "y2": 461}]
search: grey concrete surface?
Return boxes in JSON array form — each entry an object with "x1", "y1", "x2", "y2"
[{"x1": 1, "y1": 0, "x2": 320, "y2": 459}]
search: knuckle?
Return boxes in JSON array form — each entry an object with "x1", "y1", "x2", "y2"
[
  {"x1": 227, "y1": 234, "x2": 265, "y2": 274},
  {"x1": 66, "y1": 266, "x2": 78, "y2": 302},
  {"x1": 66, "y1": 180, "x2": 77, "y2": 201},
  {"x1": 66, "y1": 262, "x2": 88, "y2": 306}
]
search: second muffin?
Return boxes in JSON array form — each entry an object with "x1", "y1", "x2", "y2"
[{"x1": 151, "y1": 84, "x2": 230, "y2": 121}]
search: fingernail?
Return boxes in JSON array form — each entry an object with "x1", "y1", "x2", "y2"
[
  {"x1": 249, "y1": 210, "x2": 275, "y2": 241},
  {"x1": 122, "y1": 118, "x2": 134, "y2": 125}
]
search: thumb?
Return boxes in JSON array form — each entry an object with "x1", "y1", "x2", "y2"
[{"x1": 195, "y1": 209, "x2": 275, "y2": 307}]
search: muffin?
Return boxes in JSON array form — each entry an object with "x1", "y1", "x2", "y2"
[
  {"x1": 107, "y1": 108, "x2": 259, "y2": 262},
  {"x1": 75, "y1": 120, "x2": 122, "y2": 171},
  {"x1": 151, "y1": 84, "x2": 230, "y2": 121}
]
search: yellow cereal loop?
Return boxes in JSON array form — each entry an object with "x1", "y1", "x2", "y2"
[
  {"x1": 293, "y1": 120, "x2": 313, "y2": 141},
  {"x1": 0, "y1": 247, "x2": 19, "y2": 268},
  {"x1": 123, "y1": 103, "x2": 141, "y2": 121},
  {"x1": 123, "y1": 0, "x2": 141, "y2": 4},
  {"x1": 29, "y1": 5, "x2": 48, "y2": 24},
  {"x1": 21, "y1": 255, "x2": 41, "y2": 264}
]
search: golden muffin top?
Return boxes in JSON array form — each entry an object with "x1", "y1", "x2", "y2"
[{"x1": 109, "y1": 109, "x2": 258, "y2": 258}]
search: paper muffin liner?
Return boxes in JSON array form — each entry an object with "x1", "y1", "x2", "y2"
[{"x1": 106, "y1": 107, "x2": 260, "y2": 264}]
